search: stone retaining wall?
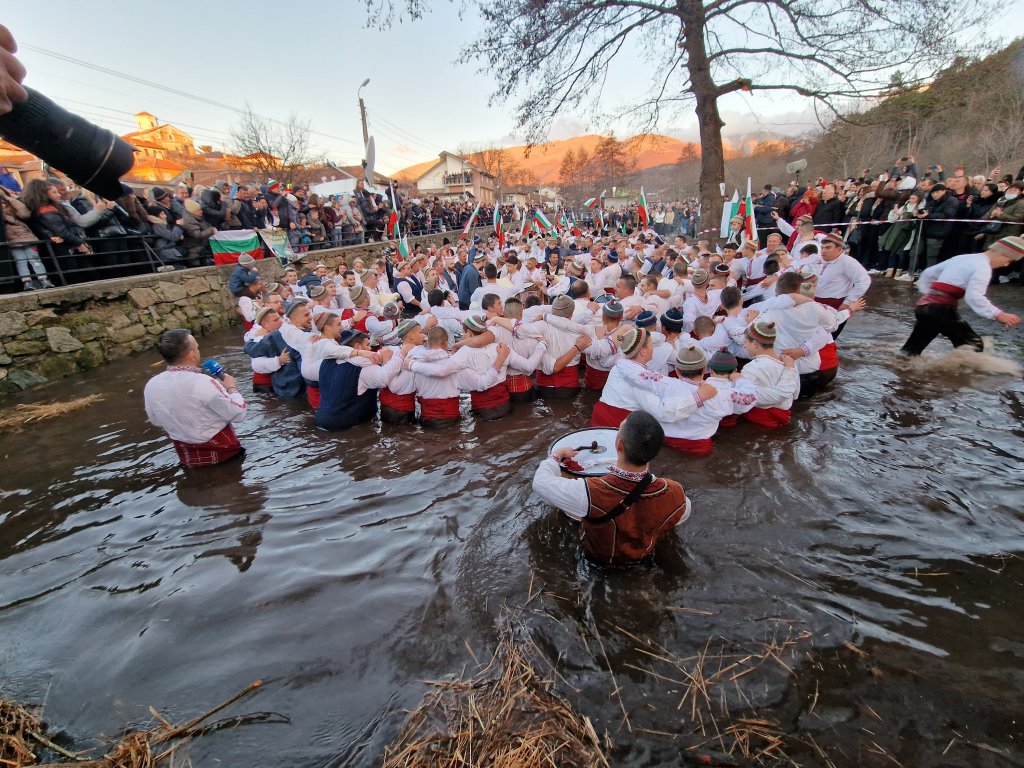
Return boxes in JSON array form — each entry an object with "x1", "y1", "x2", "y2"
[{"x1": 0, "y1": 229, "x2": 487, "y2": 395}]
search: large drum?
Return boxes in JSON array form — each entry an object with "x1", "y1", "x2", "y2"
[{"x1": 547, "y1": 427, "x2": 618, "y2": 476}]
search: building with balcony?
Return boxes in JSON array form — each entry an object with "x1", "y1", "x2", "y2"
[{"x1": 414, "y1": 151, "x2": 496, "y2": 204}]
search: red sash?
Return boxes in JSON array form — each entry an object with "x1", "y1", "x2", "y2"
[
  {"x1": 471, "y1": 382, "x2": 510, "y2": 411},
  {"x1": 719, "y1": 414, "x2": 738, "y2": 428},
  {"x1": 504, "y1": 373, "x2": 534, "y2": 394},
  {"x1": 590, "y1": 400, "x2": 631, "y2": 428},
  {"x1": 663, "y1": 436, "x2": 714, "y2": 455},
  {"x1": 418, "y1": 396, "x2": 460, "y2": 420},
  {"x1": 536, "y1": 364, "x2": 579, "y2": 389},
  {"x1": 917, "y1": 280, "x2": 965, "y2": 309},
  {"x1": 818, "y1": 342, "x2": 839, "y2": 372},
  {"x1": 814, "y1": 296, "x2": 844, "y2": 309},
  {"x1": 244, "y1": 320, "x2": 254, "y2": 332},
  {"x1": 379, "y1": 387, "x2": 416, "y2": 412},
  {"x1": 171, "y1": 424, "x2": 242, "y2": 468},
  {"x1": 253, "y1": 372, "x2": 273, "y2": 387},
  {"x1": 743, "y1": 406, "x2": 791, "y2": 428},
  {"x1": 306, "y1": 385, "x2": 321, "y2": 410},
  {"x1": 746, "y1": 275, "x2": 766, "y2": 286},
  {"x1": 584, "y1": 364, "x2": 610, "y2": 390}
]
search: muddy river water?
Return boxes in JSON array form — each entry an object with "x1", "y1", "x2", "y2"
[{"x1": 1, "y1": 281, "x2": 1023, "y2": 767}]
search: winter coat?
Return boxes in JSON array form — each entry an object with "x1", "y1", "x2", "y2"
[
  {"x1": 789, "y1": 197, "x2": 818, "y2": 223},
  {"x1": 920, "y1": 192, "x2": 961, "y2": 239},
  {"x1": 982, "y1": 195, "x2": 1024, "y2": 248},
  {"x1": 812, "y1": 197, "x2": 844, "y2": 229},
  {"x1": 180, "y1": 210, "x2": 215, "y2": 257},
  {"x1": 0, "y1": 189, "x2": 36, "y2": 243},
  {"x1": 31, "y1": 205, "x2": 87, "y2": 248},
  {"x1": 200, "y1": 188, "x2": 227, "y2": 229}
]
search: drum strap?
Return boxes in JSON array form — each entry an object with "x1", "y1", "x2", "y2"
[{"x1": 585, "y1": 473, "x2": 654, "y2": 524}]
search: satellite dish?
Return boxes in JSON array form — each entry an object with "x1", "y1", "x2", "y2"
[
  {"x1": 363, "y1": 135, "x2": 376, "y2": 182},
  {"x1": 786, "y1": 159, "x2": 808, "y2": 175}
]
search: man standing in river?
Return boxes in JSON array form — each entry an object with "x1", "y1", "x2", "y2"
[
  {"x1": 144, "y1": 329, "x2": 247, "y2": 468},
  {"x1": 532, "y1": 410, "x2": 690, "y2": 566}
]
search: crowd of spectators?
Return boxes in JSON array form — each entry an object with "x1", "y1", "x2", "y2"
[
  {"x1": 2, "y1": 156, "x2": 1021, "y2": 293},
  {"x1": 747, "y1": 158, "x2": 1024, "y2": 283}
]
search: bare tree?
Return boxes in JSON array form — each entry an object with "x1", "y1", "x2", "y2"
[
  {"x1": 369, "y1": 0, "x2": 994, "y2": 231},
  {"x1": 230, "y1": 102, "x2": 318, "y2": 185}
]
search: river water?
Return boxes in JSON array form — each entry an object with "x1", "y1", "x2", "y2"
[{"x1": 1, "y1": 281, "x2": 1023, "y2": 767}]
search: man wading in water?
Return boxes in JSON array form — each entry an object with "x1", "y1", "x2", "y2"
[
  {"x1": 532, "y1": 410, "x2": 690, "y2": 567},
  {"x1": 900, "y1": 235, "x2": 1023, "y2": 356}
]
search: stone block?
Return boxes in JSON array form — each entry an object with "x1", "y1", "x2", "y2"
[
  {"x1": 108, "y1": 323, "x2": 147, "y2": 344},
  {"x1": 107, "y1": 312, "x2": 132, "y2": 330},
  {"x1": 24, "y1": 309, "x2": 60, "y2": 327},
  {"x1": 33, "y1": 354, "x2": 80, "y2": 381},
  {"x1": 7, "y1": 368, "x2": 47, "y2": 390},
  {"x1": 0, "y1": 341, "x2": 10, "y2": 366},
  {"x1": 0, "y1": 311, "x2": 28, "y2": 338},
  {"x1": 155, "y1": 281, "x2": 188, "y2": 302},
  {"x1": 127, "y1": 286, "x2": 160, "y2": 309},
  {"x1": 5, "y1": 339, "x2": 48, "y2": 356},
  {"x1": 72, "y1": 323, "x2": 106, "y2": 342},
  {"x1": 75, "y1": 341, "x2": 106, "y2": 369},
  {"x1": 183, "y1": 305, "x2": 199, "y2": 319},
  {"x1": 47, "y1": 327, "x2": 84, "y2": 353},
  {"x1": 20, "y1": 328, "x2": 46, "y2": 341},
  {"x1": 183, "y1": 277, "x2": 209, "y2": 296}
]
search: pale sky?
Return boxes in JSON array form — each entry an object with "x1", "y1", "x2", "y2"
[{"x1": 6, "y1": 2, "x2": 1024, "y2": 174}]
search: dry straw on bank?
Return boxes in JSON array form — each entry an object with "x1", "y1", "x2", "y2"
[
  {"x1": 1, "y1": 680, "x2": 261, "y2": 767},
  {"x1": 383, "y1": 630, "x2": 609, "y2": 768},
  {"x1": 0, "y1": 395, "x2": 104, "y2": 432}
]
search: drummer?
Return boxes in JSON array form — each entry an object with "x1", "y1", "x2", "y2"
[{"x1": 531, "y1": 410, "x2": 691, "y2": 567}]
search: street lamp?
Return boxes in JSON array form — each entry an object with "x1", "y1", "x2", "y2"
[{"x1": 357, "y1": 79, "x2": 371, "y2": 149}]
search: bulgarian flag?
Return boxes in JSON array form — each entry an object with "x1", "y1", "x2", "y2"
[
  {"x1": 493, "y1": 204, "x2": 504, "y2": 249},
  {"x1": 596, "y1": 208, "x2": 605, "y2": 231},
  {"x1": 532, "y1": 208, "x2": 553, "y2": 232},
  {"x1": 462, "y1": 202, "x2": 481, "y2": 239},
  {"x1": 387, "y1": 209, "x2": 400, "y2": 240},
  {"x1": 637, "y1": 187, "x2": 649, "y2": 228},
  {"x1": 743, "y1": 177, "x2": 758, "y2": 243},
  {"x1": 210, "y1": 229, "x2": 263, "y2": 266},
  {"x1": 399, "y1": 234, "x2": 410, "y2": 259},
  {"x1": 583, "y1": 196, "x2": 599, "y2": 209},
  {"x1": 720, "y1": 189, "x2": 739, "y2": 238}
]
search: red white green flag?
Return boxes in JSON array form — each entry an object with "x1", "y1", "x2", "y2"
[
  {"x1": 532, "y1": 208, "x2": 553, "y2": 232},
  {"x1": 637, "y1": 187, "x2": 649, "y2": 228},
  {"x1": 210, "y1": 230, "x2": 263, "y2": 266},
  {"x1": 583, "y1": 197, "x2": 598, "y2": 209},
  {"x1": 462, "y1": 202, "x2": 481, "y2": 239},
  {"x1": 743, "y1": 177, "x2": 758, "y2": 243},
  {"x1": 493, "y1": 205, "x2": 504, "y2": 250}
]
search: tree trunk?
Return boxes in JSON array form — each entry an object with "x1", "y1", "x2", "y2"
[{"x1": 683, "y1": 1, "x2": 726, "y2": 239}]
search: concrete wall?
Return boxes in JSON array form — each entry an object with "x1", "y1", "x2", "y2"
[{"x1": 0, "y1": 228, "x2": 487, "y2": 395}]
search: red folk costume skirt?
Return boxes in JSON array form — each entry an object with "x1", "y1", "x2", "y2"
[
  {"x1": 379, "y1": 388, "x2": 416, "y2": 413},
  {"x1": 536, "y1": 365, "x2": 579, "y2": 389},
  {"x1": 172, "y1": 424, "x2": 243, "y2": 468},
  {"x1": 504, "y1": 373, "x2": 534, "y2": 394},
  {"x1": 743, "y1": 406, "x2": 791, "y2": 428},
  {"x1": 818, "y1": 342, "x2": 839, "y2": 372},
  {"x1": 306, "y1": 384, "x2": 321, "y2": 410},
  {"x1": 662, "y1": 436, "x2": 714, "y2": 455},
  {"x1": 584, "y1": 364, "x2": 610, "y2": 390},
  {"x1": 471, "y1": 383, "x2": 510, "y2": 411},
  {"x1": 252, "y1": 372, "x2": 273, "y2": 388},
  {"x1": 590, "y1": 400, "x2": 631, "y2": 428},
  {"x1": 418, "y1": 396, "x2": 460, "y2": 421}
]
